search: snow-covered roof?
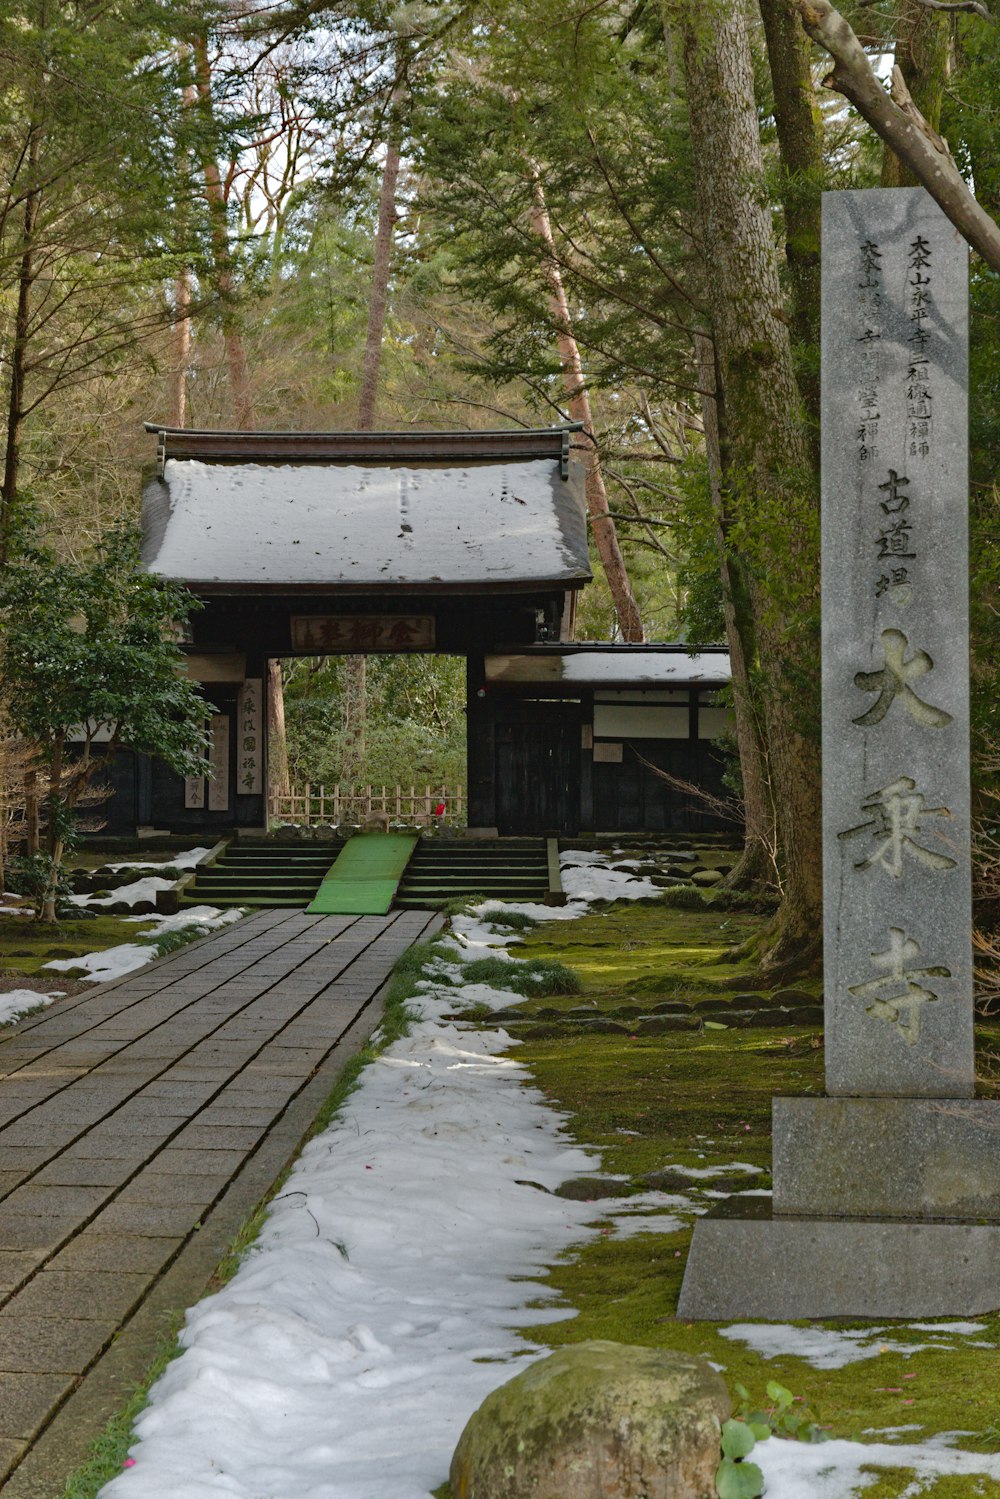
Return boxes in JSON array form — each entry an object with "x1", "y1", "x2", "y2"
[
  {"x1": 485, "y1": 648, "x2": 731, "y2": 686},
  {"x1": 141, "y1": 432, "x2": 590, "y2": 593}
]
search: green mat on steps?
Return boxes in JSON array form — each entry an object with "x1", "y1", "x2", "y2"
[{"x1": 306, "y1": 832, "x2": 419, "y2": 915}]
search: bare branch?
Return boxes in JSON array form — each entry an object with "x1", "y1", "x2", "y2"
[
  {"x1": 858, "y1": 0, "x2": 990, "y2": 13},
  {"x1": 789, "y1": 0, "x2": 1000, "y2": 270}
]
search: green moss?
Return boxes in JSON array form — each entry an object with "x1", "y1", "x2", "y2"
[
  {"x1": 517, "y1": 901, "x2": 797, "y2": 1007},
  {"x1": 858, "y1": 1473, "x2": 1000, "y2": 1498},
  {"x1": 0, "y1": 913, "x2": 170, "y2": 978},
  {"x1": 493, "y1": 903, "x2": 1000, "y2": 1496},
  {"x1": 460, "y1": 955, "x2": 581, "y2": 997}
]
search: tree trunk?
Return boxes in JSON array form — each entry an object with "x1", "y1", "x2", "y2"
[
  {"x1": 341, "y1": 654, "x2": 367, "y2": 788},
  {"x1": 757, "y1": 0, "x2": 824, "y2": 441},
  {"x1": 39, "y1": 731, "x2": 64, "y2": 924},
  {"x1": 169, "y1": 268, "x2": 192, "y2": 429},
  {"x1": 788, "y1": 0, "x2": 1000, "y2": 273},
  {"x1": 695, "y1": 333, "x2": 779, "y2": 890},
  {"x1": 0, "y1": 129, "x2": 41, "y2": 565},
  {"x1": 266, "y1": 659, "x2": 291, "y2": 800},
  {"x1": 357, "y1": 131, "x2": 401, "y2": 430},
  {"x1": 25, "y1": 769, "x2": 39, "y2": 857},
  {"x1": 881, "y1": 0, "x2": 950, "y2": 188},
  {"x1": 192, "y1": 31, "x2": 257, "y2": 431},
  {"x1": 528, "y1": 173, "x2": 645, "y2": 643},
  {"x1": 679, "y1": 0, "x2": 823, "y2": 972},
  {"x1": 344, "y1": 115, "x2": 404, "y2": 777}
]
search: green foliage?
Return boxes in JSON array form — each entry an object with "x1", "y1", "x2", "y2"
[
  {"x1": 734, "y1": 1380, "x2": 830, "y2": 1444},
  {"x1": 715, "y1": 1382, "x2": 831, "y2": 1498},
  {"x1": 0, "y1": 522, "x2": 207, "y2": 916},
  {"x1": 460, "y1": 955, "x2": 582, "y2": 997},
  {"x1": 484, "y1": 908, "x2": 539, "y2": 932},
  {"x1": 0, "y1": 523, "x2": 207, "y2": 775},
  {"x1": 283, "y1": 654, "x2": 467, "y2": 788}
]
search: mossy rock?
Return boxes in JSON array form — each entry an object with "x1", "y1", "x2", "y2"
[
  {"x1": 554, "y1": 1177, "x2": 629, "y2": 1202},
  {"x1": 450, "y1": 1341, "x2": 730, "y2": 1499}
]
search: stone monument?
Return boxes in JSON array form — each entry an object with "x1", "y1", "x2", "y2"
[{"x1": 679, "y1": 187, "x2": 1000, "y2": 1319}]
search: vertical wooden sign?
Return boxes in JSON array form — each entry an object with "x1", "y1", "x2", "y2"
[
  {"x1": 237, "y1": 678, "x2": 263, "y2": 795},
  {"x1": 207, "y1": 713, "x2": 231, "y2": 813}
]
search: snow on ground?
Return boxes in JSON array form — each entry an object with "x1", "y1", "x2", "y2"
[
  {"x1": 719, "y1": 1321, "x2": 994, "y2": 1369},
  {"x1": 102, "y1": 969, "x2": 604, "y2": 1499},
  {"x1": 93, "y1": 859, "x2": 1000, "y2": 1499},
  {"x1": 45, "y1": 906, "x2": 244, "y2": 983},
  {"x1": 69, "y1": 876, "x2": 177, "y2": 909},
  {"x1": 757, "y1": 1430, "x2": 1000, "y2": 1497},
  {"x1": 104, "y1": 847, "x2": 212, "y2": 872},
  {"x1": 559, "y1": 848, "x2": 662, "y2": 902},
  {"x1": 0, "y1": 989, "x2": 64, "y2": 1025},
  {"x1": 657, "y1": 1161, "x2": 763, "y2": 1180}
]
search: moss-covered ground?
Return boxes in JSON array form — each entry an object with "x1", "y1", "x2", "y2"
[
  {"x1": 0, "y1": 912, "x2": 165, "y2": 980},
  {"x1": 515, "y1": 897, "x2": 817, "y2": 1011},
  {"x1": 480, "y1": 895, "x2": 1000, "y2": 1494}
]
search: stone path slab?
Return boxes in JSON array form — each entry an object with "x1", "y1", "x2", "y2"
[{"x1": 0, "y1": 906, "x2": 439, "y2": 1495}]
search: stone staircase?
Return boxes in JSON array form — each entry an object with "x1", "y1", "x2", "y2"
[
  {"x1": 395, "y1": 838, "x2": 549, "y2": 909},
  {"x1": 181, "y1": 840, "x2": 339, "y2": 908}
]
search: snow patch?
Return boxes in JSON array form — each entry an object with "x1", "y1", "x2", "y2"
[
  {"x1": 0, "y1": 989, "x2": 64, "y2": 1025},
  {"x1": 70, "y1": 876, "x2": 176, "y2": 909},
  {"x1": 45, "y1": 906, "x2": 244, "y2": 983},
  {"x1": 719, "y1": 1321, "x2": 993, "y2": 1370},
  {"x1": 101, "y1": 978, "x2": 604, "y2": 1499},
  {"x1": 104, "y1": 847, "x2": 212, "y2": 872},
  {"x1": 757, "y1": 1430, "x2": 1000, "y2": 1497}
]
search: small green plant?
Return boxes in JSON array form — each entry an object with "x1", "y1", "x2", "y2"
[
  {"x1": 716, "y1": 1381, "x2": 830, "y2": 1498},
  {"x1": 716, "y1": 1417, "x2": 765, "y2": 1499},
  {"x1": 460, "y1": 955, "x2": 582, "y2": 997},
  {"x1": 485, "y1": 908, "x2": 538, "y2": 932},
  {"x1": 735, "y1": 1380, "x2": 829, "y2": 1444}
]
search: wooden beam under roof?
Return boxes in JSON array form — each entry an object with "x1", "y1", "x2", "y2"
[{"x1": 144, "y1": 423, "x2": 585, "y2": 478}]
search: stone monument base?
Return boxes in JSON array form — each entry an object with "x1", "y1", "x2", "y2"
[
  {"x1": 772, "y1": 1097, "x2": 1000, "y2": 1220},
  {"x1": 677, "y1": 1197, "x2": 1000, "y2": 1320}
]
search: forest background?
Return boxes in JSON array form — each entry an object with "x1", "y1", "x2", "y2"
[{"x1": 0, "y1": 0, "x2": 997, "y2": 974}]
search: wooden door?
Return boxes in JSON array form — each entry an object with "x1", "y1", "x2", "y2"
[{"x1": 495, "y1": 702, "x2": 580, "y2": 835}]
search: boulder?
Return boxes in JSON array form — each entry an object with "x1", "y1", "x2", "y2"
[
  {"x1": 449, "y1": 1341, "x2": 730, "y2": 1499},
  {"x1": 691, "y1": 868, "x2": 724, "y2": 886}
]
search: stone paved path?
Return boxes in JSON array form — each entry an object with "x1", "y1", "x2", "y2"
[{"x1": 0, "y1": 906, "x2": 439, "y2": 1495}]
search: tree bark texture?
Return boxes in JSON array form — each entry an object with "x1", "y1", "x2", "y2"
[
  {"x1": 266, "y1": 659, "x2": 291, "y2": 799},
  {"x1": 193, "y1": 32, "x2": 257, "y2": 430},
  {"x1": 880, "y1": 0, "x2": 950, "y2": 188},
  {"x1": 679, "y1": 0, "x2": 823, "y2": 965},
  {"x1": 169, "y1": 269, "x2": 192, "y2": 429},
  {"x1": 695, "y1": 333, "x2": 779, "y2": 890},
  {"x1": 757, "y1": 0, "x2": 824, "y2": 438},
  {"x1": 789, "y1": 0, "x2": 1000, "y2": 271},
  {"x1": 528, "y1": 175, "x2": 645, "y2": 643},
  {"x1": 0, "y1": 127, "x2": 41, "y2": 564},
  {"x1": 357, "y1": 132, "x2": 402, "y2": 431}
]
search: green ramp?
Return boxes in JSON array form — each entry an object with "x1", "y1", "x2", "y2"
[{"x1": 306, "y1": 833, "x2": 419, "y2": 915}]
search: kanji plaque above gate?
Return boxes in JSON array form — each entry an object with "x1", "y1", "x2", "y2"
[{"x1": 290, "y1": 616, "x2": 436, "y2": 652}]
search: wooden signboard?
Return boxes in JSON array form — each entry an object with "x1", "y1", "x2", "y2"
[
  {"x1": 290, "y1": 616, "x2": 435, "y2": 652},
  {"x1": 236, "y1": 678, "x2": 263, "y2": 795},
  {"x1": 207, "y1": 714, "x2": 230, "y2": 812},
  {"x1": 184, "y1": 775, "x2": 205, "y2": 809}
]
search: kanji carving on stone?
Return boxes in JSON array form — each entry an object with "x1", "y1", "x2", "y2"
[
  {"x1": 853, "y1": 629, "x2": 952, "y2": 728},
  {"x1": 838, "y1": 776, "x2": 957, "y2": 878},
  {"x1": 848, "y1": 927, "x2": 951, "y2": 1046}
]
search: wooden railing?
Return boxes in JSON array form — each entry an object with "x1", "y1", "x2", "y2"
[{"x1": 269, "y1": 784, "x2": 465, "y2": 827}]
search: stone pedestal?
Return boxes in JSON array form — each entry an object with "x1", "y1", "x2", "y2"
[
  {"x1": 677, "y1": 1198, "x2": 1000, "y2": 1321},
  {"x1": 677, "y1": 188, "x2": 991, "y2": 1321}
]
